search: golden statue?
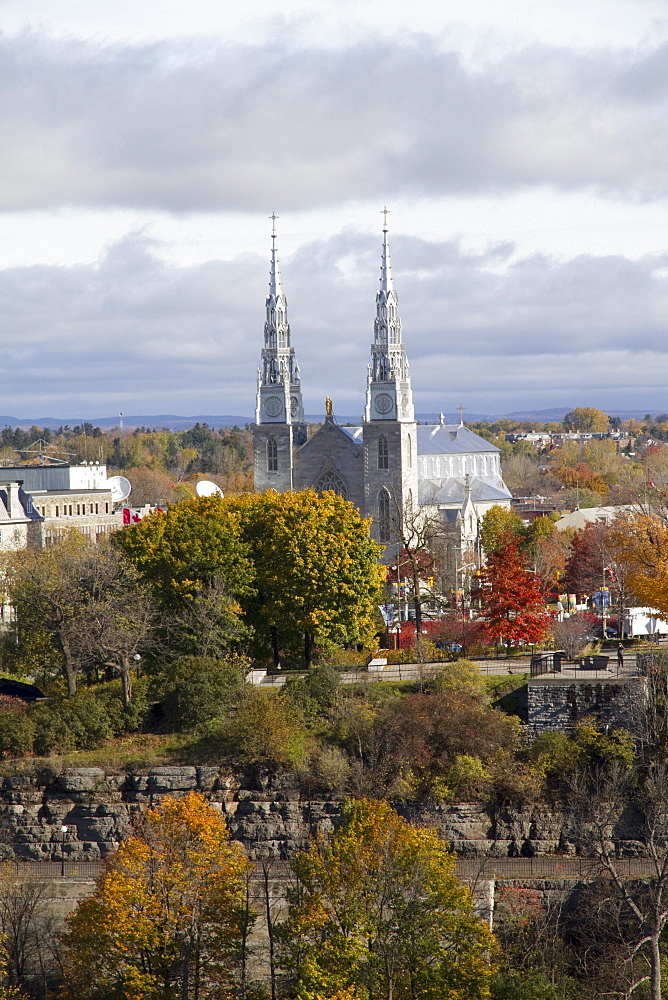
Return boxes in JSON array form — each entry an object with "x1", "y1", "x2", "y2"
[{"x1": 325, "y1": 396, "x2": 333, "y2": 417}]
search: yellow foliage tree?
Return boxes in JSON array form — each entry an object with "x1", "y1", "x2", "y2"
[
  {"x1": 227, "y1": 490, "x2": 384, "y2": 668},
  {"x1": 612, "y1": 512, "x2": 668, "y2": 617},
  {"x1": 60, "y1": 792, "x2": 250, "y2": 1000},
  {"x1": 282, "y1": 798, "x2": 494, "y2": 1000}
]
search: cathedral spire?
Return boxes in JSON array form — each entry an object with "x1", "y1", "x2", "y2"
[
  {"x1": 255, "y1": 215, "x2": 305, "y2": 428},
  {"x1": 379, "y1": 207, "x2": 394, "y2": 293},
  {"x1": 364, "y1": 210, "x2": 414, "y2": 422},
  {"x1": 268, "y1": 212, "x2": 282, "y2": 297}
]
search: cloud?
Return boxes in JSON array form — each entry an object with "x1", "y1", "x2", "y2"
[
  {"x1": 1, "y1": 229, "x2": 668, "y2": 417},
  {"x1": 1, "y1": 31, "x2": 668, "y2": 212}
]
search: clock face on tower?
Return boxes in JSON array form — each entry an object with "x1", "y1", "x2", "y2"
[
  {"x1": 264, "y1": 396, "x2": 282, "y2": 417},
  {"x1": 374, "y1": 393, "x2": 393, "y2": 414}
]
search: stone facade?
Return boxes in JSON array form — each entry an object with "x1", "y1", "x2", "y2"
[{"x1": 506, "y1": 677, "x2": 647, "y2": 737}]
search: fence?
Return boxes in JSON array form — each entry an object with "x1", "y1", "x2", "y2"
[{"x1": 4, "y1": 856, "x2": 659, "y2": 882}]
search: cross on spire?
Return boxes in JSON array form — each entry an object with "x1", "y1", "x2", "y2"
[
  {"x1": 381, "y1": 206, "x2": 390, "y2": 231},
  {"x1": 269, "y1": 212, "x2": 278, "y2": 243},
  {"x1": 457, "y1": 403, "x2": 465, "y2": 425}
]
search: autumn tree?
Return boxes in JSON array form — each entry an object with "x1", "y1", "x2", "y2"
[
  {"x1": 3, "y1": 534, "x2": 154, "y2": 699},
  {"x1": 612, "y1": 511, "x2": 668, "y2": 618},
  {"x1": 60, "y1": 792, "x2": 250, "y2": 1000},
  {"x1": 228, "y1": 490, "x2": 383, "y2": 669},
  {"x1": 282, "y1": 798, "x2": 493, "y2": 1000},
  {"x1": 116, "y1": 495, "x2": 254, "y2": 606},
  {"x1": 481, "y1": 535, "x2": 551, "y2": 647},
  {"x1": 480, "y1": 505, "x2": 525, "y2": 555},
  {"x1": 563, "y1": 407, "x2": 609, "y2": 433}
]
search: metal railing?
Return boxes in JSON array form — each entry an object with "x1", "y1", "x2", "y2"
[{"x1": 3, "y1": 856, "x2": 659, "y2": 882}]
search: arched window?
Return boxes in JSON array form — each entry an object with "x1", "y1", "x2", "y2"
[
  {"x1": 316, "y1": 471, "x2": 347, "y2": 499},
  {"x1": 378, "y1": 488, "x2": 391, "y2": 543},
  {"x1": 267, "y1": 437, "x2": 278, "y2": 472},
  {"x1": 377, "y1": 435, "x2": 388, "y2": 470},
  {"x1": 406, "y1": 433, "x2": 412, "y2": 468}
]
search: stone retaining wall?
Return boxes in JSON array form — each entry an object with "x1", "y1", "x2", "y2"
[{"x1": 0, "y1": 765, "x2": 646, "y2": 863}]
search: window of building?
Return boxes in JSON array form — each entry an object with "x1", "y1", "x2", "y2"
[
  {"x1": 55, "y1": 506, "x2": 59, "y2": 517},
  {"x1": 316, "y1": 472, "x2": 347, "y2": 499},
  {"x1": 267, "y1": 437, "x2": 278, "y2": 473},
  {"x1": 105, "y1": 503, "x2": 109, "y2": 513},
  {"x1": 76, "y1": 504, "x2": 80, "y2": 515},
  {"x1": 377, "y1": 435, "x2": 388, "y2": 470},
  {"x1": 95, "y1": 503, "x2": 99, "y2": 514},
  {"x1": 378, "y1": 489, "x2": 391, "y2": 542},
  {"x1": 406, "y1": 434, "x2": 412, "y2": 468}
]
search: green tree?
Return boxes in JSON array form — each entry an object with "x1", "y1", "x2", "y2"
[
  {"x1": 115, "y1": 495, "x2": 254, "y2": 605},
  {"x1": 282, "y1": 797, "x2": 493, "y2": 1000},
  {"x1": 60, "y1": 792, "x2": 250, "y2": 1000},
  {"x1": 480, "y1": 506, "x2": 525, "y2": 556},
  {"x1": 159, "y1": 655, "x2": 245, "y2": 733},
  {"x1": 228, "y1": 490, "x2": 383, "y2": 669}
]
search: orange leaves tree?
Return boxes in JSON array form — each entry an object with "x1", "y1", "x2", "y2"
[
  {"x1": 281, "y1": 798, "x2": 493, "y2": 1000},
  {"x1": 60, "y1": 792, "x2": 250, "y2": 1000},
  {"x1": 481, "y1": 535, "x2": 551, "y2": 647}
]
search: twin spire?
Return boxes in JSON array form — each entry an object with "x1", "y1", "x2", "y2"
[{"x1": 256, "y1": 210, "x2": 413, "y2": 425}]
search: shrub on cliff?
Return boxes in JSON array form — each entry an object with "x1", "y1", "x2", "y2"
[
  {"x1": 158, "y1": 655, "x2": 244, "y2": 733},
  {"x1": 32, "y1": 693, "x2": 115, "y2": 755},
  {"x1": 0, "y1": 709, "x2": 36, "y2": 758}
]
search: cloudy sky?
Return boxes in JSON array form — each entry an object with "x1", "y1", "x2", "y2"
[{"x1": 1, "y1": 0, "x2": 668, "y2": 422}]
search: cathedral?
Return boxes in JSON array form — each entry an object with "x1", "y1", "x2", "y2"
[{"x1": 252, "y1": 217, "x2": 512, "y2": 580}]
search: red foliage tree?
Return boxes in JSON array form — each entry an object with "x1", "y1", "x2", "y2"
[
  {"x1": 481, "y1": 535, "x2": 551, "y2": 645},
  {"x1": 563, "y1": 522, "x2": 611, "y2": 598}
]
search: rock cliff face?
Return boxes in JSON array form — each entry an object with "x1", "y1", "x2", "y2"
[{"x1": 0, "y1": 765, "x2": 614, "y2": 862}]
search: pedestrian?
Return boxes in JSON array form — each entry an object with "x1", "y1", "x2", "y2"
[{"x1": 617, "y1": 642, "x2": 624, "y2": 669}]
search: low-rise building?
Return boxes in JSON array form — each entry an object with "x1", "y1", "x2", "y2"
[{"x1": 0, "y1": 463, "x2": 122, "y2": 550}]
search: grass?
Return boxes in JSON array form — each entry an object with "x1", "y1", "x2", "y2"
[
  {"x1": 484, "y1": 672, "x2": 529, "y2": 701},
  {"x1": 0, "y1": 732, "x2": 198, "y2": 776}
]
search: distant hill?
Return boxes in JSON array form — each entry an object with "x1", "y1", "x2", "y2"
[
  {"x1": 0, "y1": 407, "x2": 662, "y2": 432},
  {"x1": 0, "y1": 414, "x2": 253, "y2": 431}
]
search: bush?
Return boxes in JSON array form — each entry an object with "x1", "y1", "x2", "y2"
[
  {"x1": 434, "y1": 660, "x2": 487, "y2": 701},
  {"x1": 159, "y1": 656, "x2": 245, "y2": 733},
  {"x1": 33, "y1": 693, "x2": 115, "y2": 755},
  {"x1": 490, "y1": 971, "x2": 578, "y2": 1000},
  {"x1": 0, "y1": 709, "x2": 36, "y2": 757},
  {"x1": 296, "y1": 743, "x2": 350, "y2": 795},
  {"x1": 285, "y1": 664, "x2": 341, "y2": 717},
  {"x1": 90, "y1": 677, "x2": 152, "y2": 734},
  {"x1": 220, "y1": 689, "x2": 309, "y2": 774}
]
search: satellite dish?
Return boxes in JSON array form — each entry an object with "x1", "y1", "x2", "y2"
[
  {"x1": 196, "y1": 480, "x2": 223, "y2": 498},
  {"x1": 105, "y1": 476, "x2": 132, "y2": 503}
]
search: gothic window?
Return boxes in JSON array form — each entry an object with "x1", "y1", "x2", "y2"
[
  {"x1": 267, "y1": 437, "x2": 278, "y2": 472},
  {"x1": 377, "y1": 435, "x2": 389, "y2": 470},
  {"x1": 406, "y1": 434, "x2": 412, "y2": 468},
  {"x1": 378, "y1": 489, "x2": 391, "y2": 542},
  {"x1": 316, "y1": 472, "x2": 347, "y2": 499}
]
